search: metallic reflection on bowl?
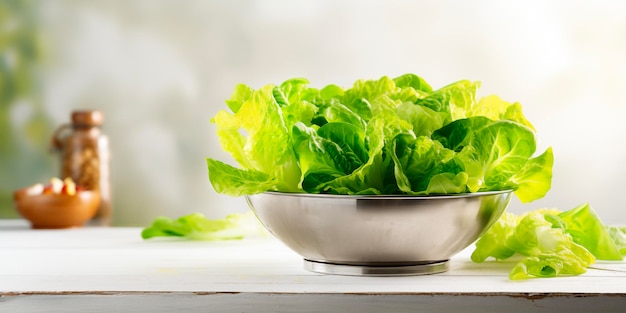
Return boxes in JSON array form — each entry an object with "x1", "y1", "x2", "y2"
[{"x1": 245, "y1": 191, "x2": 512, "y2": 276}]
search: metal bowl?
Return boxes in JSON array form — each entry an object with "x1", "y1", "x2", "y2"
[{"x1": 245, "y1": 190, "x2": 512, "y2": 276}]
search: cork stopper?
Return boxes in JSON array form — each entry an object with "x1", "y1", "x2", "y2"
[{"x1": 71, "y1": 110, "x2": 103, "y2": 127}]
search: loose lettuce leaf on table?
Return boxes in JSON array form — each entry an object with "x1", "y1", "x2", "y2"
[
  {"x1": 141, "y1": 211, "x2": 264, "y2": 241},
  {"x1": 471, "y1": 204, "x2": 626, "y2": 280},
  {"x1": 471, "y1": 211, "x2": 519, "y2": 263},
  {"x1": 606, "y1": 225, "x2": 626, "y2": 255},
  {"x1": 509, "y1": 248, "x2": 595, "y2": 280},
  {"x1": 555, "y1": 203, "x2": 622, "y2": 260},
  {"x1": 472, "y1": 208, "x2": 595, "y2": 280},
  {"x1": 507, "y1": 209, "x2": 595, "y2": 280}
]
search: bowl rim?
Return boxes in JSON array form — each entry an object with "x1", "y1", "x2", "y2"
[{"x1": 249, "y1": 190, "x2": 513, "y2": 200}]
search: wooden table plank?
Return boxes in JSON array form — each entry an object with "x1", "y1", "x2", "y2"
[{"x1": 2, "y1": 219, "x2": 626, "y2": 312}]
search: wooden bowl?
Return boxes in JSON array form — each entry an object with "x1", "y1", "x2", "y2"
[{"x1": 13, "y1": 189, "x2": 100, "y2": 229}]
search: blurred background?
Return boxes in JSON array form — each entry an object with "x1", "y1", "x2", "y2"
[{"x1": 1, "y1": 0, "x2": 625, "y2": 226}]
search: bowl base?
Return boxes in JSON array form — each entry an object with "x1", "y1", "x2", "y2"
[{"x1": 303, "y1": 259, "x2": 449, "y2": 276}]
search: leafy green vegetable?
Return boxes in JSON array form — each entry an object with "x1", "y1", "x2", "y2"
[
  {"x1": 509, "y1": 248, "x2": 594, "y2": 280},
  {"x1": 555, "y1": 203, "x2": 622, "y2": 260},
  {"x1": 471, "y1": 211, "x2": 519, "y2": 263},
  {"x1": 393, "y1": 73, "x2": 433, "y2": 92},
  {"x1": 472, "y1": 203, "x2": 626, "y2": 280},
  {"x1": 606, "y1": 225, "x2": 626, "y2": 255},
  {"x1": 141, "y1": 211, "x2": 264, "y2": 241},
  {"x1": 211, "y1": 85, "x2": 301, "y2": 193},
  {"x1": 432, "y1": 116, "x2": 553, "y2": 202},
  {"x1": 206, "y1": 159, "x2": 275, "y2": 197},
  {"x1": 207, "y1": 74, "x2": 552, "y2": 202}
]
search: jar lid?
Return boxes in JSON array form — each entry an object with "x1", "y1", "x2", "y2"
[{"x1": 71, "y1": 110, "x2": 103, "y2": 126}]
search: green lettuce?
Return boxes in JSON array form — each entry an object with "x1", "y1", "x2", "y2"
[
  {"x1": 472, "y1": 204, "x2": 625, "y2": 280},
  {"x1": 207, "y1": 74, "x2": 552, "y2": 202},
  {"x1": 555, "y1": 203, "x2": 622, "y2": 260},
  {"x1": 606, "y1": 225, "x2": 626, "y2": 255},
  {"x1": 141, "y1": 211, "x2": 264, "y2": 241},
  {"x1": 471, "y1": 211, "x2": 519, "y2": 263}
]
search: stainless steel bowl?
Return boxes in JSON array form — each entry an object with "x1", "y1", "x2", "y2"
[{"x1": 245, "y1": 191, "x2": 512, "y2": 276}]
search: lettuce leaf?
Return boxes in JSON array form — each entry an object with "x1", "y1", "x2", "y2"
[
  {"x1": 606, "y1": 225, "x2": 626, "y2": 255},
  {"x1": 509, "y1": 249, "x2": 594, "y2": 280},
  {"x1": 207, "y1": 159, "x2": 275, "y2": 196},
  {"x1": 141, "y1": 211, "x2": 264, "y2": 241},
  {"x1": 555, "y1": 203, "x2": 622, "y2": 260},
  {"x1": 471, "y1": 211, "x2": 519, "y2": 263},
  {"x1": 471, "y1": 204, "x2": 626, "y2": 280}
]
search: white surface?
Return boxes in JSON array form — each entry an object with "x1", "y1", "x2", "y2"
[{"x1": 1, "y1": 219, "x2": 626, "y2": 312}]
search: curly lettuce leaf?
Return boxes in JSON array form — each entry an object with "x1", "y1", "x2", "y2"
[
  {"x1": 210, "y1": 84, "x2": 301, "y2": 192},
  {"x1": 472, "y1": 207, "x2": 599, "y2": 280},
  {"x1": 431, "y1": 116, "x2": 493, "y2": 152},
  {"x1": 340, "y1": 76, "x2": 397, "y2": 120},
  {"x1": 506, "y1": 209, "x2": 581, "y2": 257},
  {"x1": 425, "y1": 172, "x2": 469, "y2": 194},
  {"x1": 389, "y1": 134, "x2": 462, "y2": 194},
  {"x1": 460, "y1": 121, "x2": 536, "y2": 191},
  {"x1": 293, "y1": 122, "x2": 368, "y2": 192},
  {"x1": 207, "y1": 159, "x2": 276, "y2": 196},
  {"x1": 393, "y1": 73, "x2": 432, "y2": 92},
  {"x1": 509, "y1": 248, "x2": 595, "y2": 280},
  {"x1": 471, "y1": 211, "x2": 519, "y2": 262},
  {"x1": 431, "y1": 117, "x2": 552, "y2": 202},
  {"x1": 508, "y1": 147, "x2": 554, "y2": 203},
  {"x1": 606, "y1": 225, "x2": 626, "y2": 256},
  {"x1": 396, "y1": 102, "x2": 448, "y2": 137},
  {"x1": 319, "y1": 99, "x2": 366, "y2": 130},
  {"x1": 555, "y1": 203, "x2": 622, "y2": 260},
  {"x1": 415, "y1": 80, "x2": 479, "y2": 120},
  {"x1": 293, "y1": 119, "x2": 388, "y2": 194},
  {"x1": 468, "y1": 95, "x2": 536, "y2": 131},
  {"x1": 225, "y1": 84, "x2": 253, "y2": 113}
]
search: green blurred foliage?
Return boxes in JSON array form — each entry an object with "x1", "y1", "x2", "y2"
[{"x1": 0, "y1": 0, "x2": 55, "y2": 217}]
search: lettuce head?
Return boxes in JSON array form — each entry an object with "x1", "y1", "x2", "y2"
[{"x1": 207, "y1": 74, "x2": 553, "y2": 202}]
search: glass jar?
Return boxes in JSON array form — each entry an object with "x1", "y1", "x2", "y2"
[{"x1": 51, "y1": 110, "x2": 112, "y2": 226}]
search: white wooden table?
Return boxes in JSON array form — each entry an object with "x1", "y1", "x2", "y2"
[{"x1": 2, "y1": 219, "x2": 626, "y2": 313}]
